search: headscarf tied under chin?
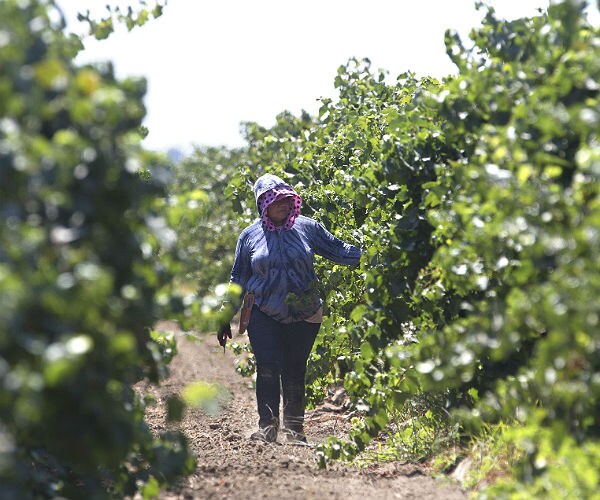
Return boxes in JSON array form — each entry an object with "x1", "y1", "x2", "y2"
[{"x1": 258, "y1": 187, "x2": 302, "y2": 231}]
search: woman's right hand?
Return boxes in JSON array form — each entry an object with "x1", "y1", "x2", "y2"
[{"x1": 217, "y1": 323, "x2": 232, "y2": 351}]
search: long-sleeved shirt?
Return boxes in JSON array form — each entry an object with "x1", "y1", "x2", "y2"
[{"x1": 230, "y1": 215, "x2": 361, "y2": 323}]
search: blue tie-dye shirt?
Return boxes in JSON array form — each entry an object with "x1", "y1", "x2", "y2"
[
  {"x1": 231, "y1": 215, "x2": 362, "y2": 323},
  {"x1": 230, "y1": 174, "x2": 362, "y2": 323}
]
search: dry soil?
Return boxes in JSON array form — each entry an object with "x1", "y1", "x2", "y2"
[{"x1": 142, "y1": 324, "x2": 467, "y2": 500}]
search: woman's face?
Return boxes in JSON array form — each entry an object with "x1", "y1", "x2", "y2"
[{"x1": 267, "y1": 197, "x2": 292, "y2": 225}]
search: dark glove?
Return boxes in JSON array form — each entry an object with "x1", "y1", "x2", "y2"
[{"x1": 217, "y1": 323, "x2": 232, "y2": 352}]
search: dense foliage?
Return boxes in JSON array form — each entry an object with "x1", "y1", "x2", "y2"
[
  {"x1": 0, "y1": 1, "x2": 194, "y2": 498},
  {"x1": 162, "y1": 147, "x2": 245, "y2": 298},
  {"x1": 170, "y1": 2, "x2": 600, "y2": 496}
]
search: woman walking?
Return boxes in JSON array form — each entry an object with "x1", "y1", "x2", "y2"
[{"x1": 218, "y1": 173, "x2": 361, "y2": 443}]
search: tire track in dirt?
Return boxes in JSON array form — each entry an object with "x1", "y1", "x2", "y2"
[{"x1": 142, "y1": 325, "x2": 466, "y2": 499}]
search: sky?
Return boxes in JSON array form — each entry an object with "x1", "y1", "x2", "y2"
[{"x1": 55, "y1": 1, "x2": 597, "y2": 152}]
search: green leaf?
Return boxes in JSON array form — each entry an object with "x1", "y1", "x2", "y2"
[
  {"x1": 142, "y1": 476, "x2": 160, "y2": 500},
  {"x1": 350, "y1": 304, "x2": 368, "y2": 323}
]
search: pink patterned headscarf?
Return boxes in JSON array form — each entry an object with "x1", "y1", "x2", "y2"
[{"x1": 258, "y1": 187, "x2": 302, "y2": 231}]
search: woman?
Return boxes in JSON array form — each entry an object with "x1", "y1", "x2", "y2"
[{"x1": 218, "y1": 173, "x2": 361, "y2": 443}]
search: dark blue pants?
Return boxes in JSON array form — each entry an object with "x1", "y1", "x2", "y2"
[{"x1": 247, "y1": 306, "x2": 320, "y2": 430}]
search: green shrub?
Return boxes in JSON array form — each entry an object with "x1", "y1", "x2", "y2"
[
  {"x1": 0, "y1": 1, "x2": 194, "y2": 497},
  {"x1": 157, "y1": 1, "x2": 600, "y2": 495}
]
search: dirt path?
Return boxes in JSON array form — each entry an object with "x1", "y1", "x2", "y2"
[{"x1": 143, "y1": 325, "x2": 466, "y2": 499}]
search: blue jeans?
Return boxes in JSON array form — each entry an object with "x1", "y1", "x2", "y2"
[{"x1": 247, "y1": 306, "x2": 320, "y2": 430}]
